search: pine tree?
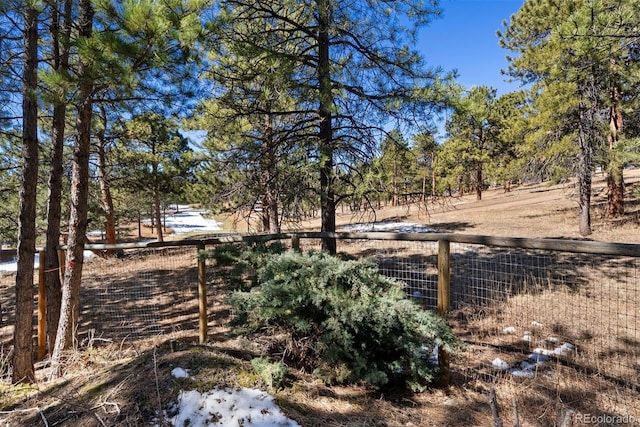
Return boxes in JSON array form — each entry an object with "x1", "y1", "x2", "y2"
[
  {"x1": 443, "y1": 86, "x2": 500, "y2": 201},
  {"x1": 500, "y1": 0, "x2": 640, "y2": 235},
  {"x1": 13, "y1": 0, "x2": 39, "y2": 384},
  {"x1": 206, "y1": 0, "x2": 451, "y2": 252}
]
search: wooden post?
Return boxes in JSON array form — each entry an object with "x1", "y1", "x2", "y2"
[
  {"x1": 291, "y1": 234, "x2": 300, "y2": 252},
  {"x1": 38, "y1": 250, "x2": 46, "y2": 360},
  {"x1": 58, "y1": 248, "x2": 66, "y2": 281},
  {"x1": 437, "y1": 239, "x2": 451, "y2": 386},
  {"x1": 437, "y1": 239, "x2": 451, "y2": 315},
  {"x1": 197, "y1": 243, "x2": 207, "y2": 344}
]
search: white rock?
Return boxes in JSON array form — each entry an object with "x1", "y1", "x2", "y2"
[{"x1": 502, "y1": 326, "x2": 516, "y2": 334}]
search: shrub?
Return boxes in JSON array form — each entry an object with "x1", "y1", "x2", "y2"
[
  {"x1": 228, "y1": 250, "x2": 457, "y2": 391},
  {"x1": 251, "y1": 357, "x2": 287, "y2": 390},
  {"x1": 202, "y1": 241, "x2": 287, "y2": 290}
]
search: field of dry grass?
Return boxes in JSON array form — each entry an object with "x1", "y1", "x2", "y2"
[{"x1": 1, "y1": 170, "x2": 639, "y2": 426}]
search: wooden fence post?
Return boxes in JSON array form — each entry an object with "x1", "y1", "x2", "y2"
[
  {"x1": 197, "y1": 243, "x2": 207, "y2": 344},
  {"x1": 437, "y1": 239, "x2": 451, "y2": 386},
  {"x1": 291, "y1": 234, "x2": 300, "y2": 252},
  {"x1": 58, "y1": 248, "x2": 66, "y2": 280},
  {"x1": 38, "y1": 250, "x2": 46, "y2": 360}
]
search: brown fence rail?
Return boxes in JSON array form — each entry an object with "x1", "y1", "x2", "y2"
[{"x1": 1, "y1": 232, "x2": 639, "y2": 419}]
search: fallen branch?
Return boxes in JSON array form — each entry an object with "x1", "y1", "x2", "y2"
[
  {"x1": 91, "y1": 401, "x2": 121, "y2": 415},
  {"x1": 488, "y1": 388, "x2": 503, "y2": 427},
  {"x1": 512, "y1": 397, "x2": 520, "y2": 427},
  {"x1": 0, "y1": 407, "x2": 49, "y2": 427}
]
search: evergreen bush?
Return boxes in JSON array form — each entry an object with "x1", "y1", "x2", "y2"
[
  {"x1": 202, "y1": 241, "x2": 286, "y2": 290},
  {"x1": 251, "y1": 357, "x2": 287, "y2": 390},
  {"x1": 228, "y1": 250, "x2": 458, "y2": 391}
]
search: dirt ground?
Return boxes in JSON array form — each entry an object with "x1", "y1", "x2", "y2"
[
  {"x1": 317, "y1": 168, "x2": 640, "y2": 243},
  {"x1": 1, "y1": 170, "x2": 639, "y2": 427}
]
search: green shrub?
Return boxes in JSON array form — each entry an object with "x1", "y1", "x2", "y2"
[
  {"x1": 251, "y1": 357, "x2": 287, "y2": 390},
  {"x1": 202, "y1": 241, "x2": 287, "y2": 290},
  {"x1": 228, "y1": 250, "x2": 458, "y2": 391}
]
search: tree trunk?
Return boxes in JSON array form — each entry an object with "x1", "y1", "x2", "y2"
[
  {"x1": 392, "y1": 157, "x2": 398, "y2": 206},
  {"x1": 153, "y1": 172, "x2": 164, "y2": 242},
  {"x1": 13, "y1": 2, "x2": 39, "y2": 384},
  {"x1": 50, "y1": 0, "x2": 94, "y2": 378},
  {"x1": 476, "y1": 161, "x2": 483, "y2": 201},
  {"x1": 44, "y1": 0, "x2": 71, "y2": 357},
  {"x1": 317, "y1": 0, "x2": 336, "y2": 254},
  {"x1": 431, "y1": 152, "x2": 436, "y2": 197},
  {"x1": 261, "y1": 191, "x2": 280, "y2": 233},
  {"x1": 96, "y1": 108, "x2": 117, "y2": 252},
  {"x1": 262, "y1": 110, "x2": 280, "y2": 233},
  {"x1": 607, "y1": 171, "x2": 624, "y2": 217},
  {"x1": 606, "y1": 83, "x2": 624, "y2": 217},
  {"x1": 577, "y1": 100, "x2": 593, "y2": 237}
]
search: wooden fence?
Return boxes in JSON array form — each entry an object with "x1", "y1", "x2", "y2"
[
  {"x1": 28, "y1": 231, "x2": 636, "y2": 348},
  {"x1": 3, "y1": 231, "x2": 639, "y2": 412}
]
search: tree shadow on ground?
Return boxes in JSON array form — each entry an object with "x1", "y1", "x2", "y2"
[
  {"x1": 0, "y1": 341, "x2": 492, "y2": 427},
  {"x1": 429, "y1": 221, "x2": 474, "y2": 232},
  {"x1": 349, "y1": 243, "x2": 640, "y2": 421}
]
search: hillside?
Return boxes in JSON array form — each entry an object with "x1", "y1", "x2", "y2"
[{"x1": 298, "y1": 168, "x2": 640, "y2": 244}]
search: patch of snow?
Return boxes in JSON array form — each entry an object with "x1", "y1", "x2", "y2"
[
  {"x1": 0, "y1": 250, "x2": 96, "y2": 273},
  {"x1": 171, "y1": 367, "x2": 190, "y2": 379},
  {"x1": 521, "y1": 333, "x2": 533, "y2": 342},
  {"x1": 528, "y1": 349, "x2": 552, "y2": 363},
  {"x1": 146, "y1": 206, "x2": 222, "y2": 235},
  {"x1": 502, "y1": 326, "x2": 516, "y2": 335},
  {"x1": 492, "y1": 358, "x2": 510, "y2": 371},
  {"x1": 553, "y1": 342, "x2": 575, "y2": 357},
  {"x1": 339, "y1": 222, "x2": 433, "y2": 233},
  {"x1": 496, "y1": 338, "x2": 576, "y2": 379},
  {"x1": 531, "y1": 321, "x2": 544, "y2": 328},
  {"x1": 167, "y1": 387, "x2": 300, "y2": 427}
]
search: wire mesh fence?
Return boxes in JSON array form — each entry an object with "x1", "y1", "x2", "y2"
[
  {"x1": 441, "y1": 243, "x2": 640, "y2": 422},
  {"x1": 77, "y1": 246, "x2": 203, "y2": 344},
  {"x1": 291, "y1": 234, "x2": 640, "y2": 420},
  {"x1": 1, "y1": 233, "x2": 639, "y2": 422}
]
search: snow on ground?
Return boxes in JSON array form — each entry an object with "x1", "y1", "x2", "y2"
[
  {"x1": 0, "y1": 251, "x2": 96, "y2": 273},
  {"x1": 339, "y1": 221, "x2": 434, "y2": 233},
  {"x1": 163, "y1": 367, "x2": 300, "y2": 427},
  {"x1": 144, "y1": 205, "x2": 222, "y2": 235},
  {"x1": 1, "y1": 206, "x2": 221, "y2": 273},
  {"x1": 491, "y1": 324, "x2": 576, "y2": 378}
]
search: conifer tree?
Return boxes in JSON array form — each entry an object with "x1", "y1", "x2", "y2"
[
  {"x1": 500, "y1": 0, "x2": 640, "y2": 235},
  {"x1": 13, "y1": 0, "x2": 39, "y2": 383},
  {"x1": 208, "y1": 0, "x2": 451, "y2": 252},
  {"x1": 443, "y1": 86, "x2": 500, "y2": 201},
  {"x1": 49, "y1": 0, "x2": 207, "y2": 377}
]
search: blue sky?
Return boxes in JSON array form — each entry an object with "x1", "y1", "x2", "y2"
[{"x1": 419, "y1": 0, "x2": 525, "y2": 95}]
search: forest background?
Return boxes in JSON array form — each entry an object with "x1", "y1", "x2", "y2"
[{"x1": 2, "y1": 0, "x2": 640, "y2": 385}]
